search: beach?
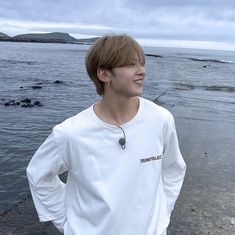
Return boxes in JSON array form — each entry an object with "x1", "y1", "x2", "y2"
[
  {"x1": 0, "y1": 42, "x2": 235, "y2": 234},
  {"x1": 1, "y1": 115, "x2": 235, "y2": 235}
]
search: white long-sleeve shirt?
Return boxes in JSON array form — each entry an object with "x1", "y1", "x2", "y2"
[{"x1": 26, "y1": 97, "x2": 186, "y2": 235}]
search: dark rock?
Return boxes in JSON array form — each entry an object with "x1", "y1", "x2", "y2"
[
  {"x1": 21, "y1": 98, "x2": 31, "y2": 103},
  {"x1": 145, "y1": 53, "x2": 163, "y2": 58},
  {"x1": 21, "y1": 103, "x2": 34, "y2": 108},
  {"x1": 4, "y1": 100, "x2": 17, "y2": 106},
  {"x1": 33, "y1": 101, "x2": 43, "y2": 106},
  {"x1": 54, "y1": 80, "x2": 64, "y2": 84},
  {"x1": 1, "y1": 98, "x2": 43, "y2": 108},
  {"x1": 18, "y1": 80, "x2": 64, "y2": 91},
  {"x1": 31, "y1": 85, "x2": 42, "y2": 89},
  {"x1": 205, "y1": 85, "x2": 235, "y2": 92}
]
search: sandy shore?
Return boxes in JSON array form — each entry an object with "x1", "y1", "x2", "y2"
[{"x1": 1, "y1": 116, "x2": 235, "y2": 235}]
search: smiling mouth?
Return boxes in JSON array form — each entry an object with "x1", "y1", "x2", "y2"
[{"x1": 133, "y1": 79, "x2": 144, "y2": 84}]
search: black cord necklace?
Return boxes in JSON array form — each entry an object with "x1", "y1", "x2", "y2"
[{"x1": 117, "y1": 126, "x2": 126, "y2": 149}]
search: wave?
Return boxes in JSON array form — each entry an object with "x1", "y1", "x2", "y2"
[
  {"x1": 174, "y1": 83, "x2": 235, "y2": 93},
  {"x1": 0, "y1": 59, "x2": 37, "y2": 65},
  {"x1": 187, "y1": 57, "x2": 232, "y2": 64}
]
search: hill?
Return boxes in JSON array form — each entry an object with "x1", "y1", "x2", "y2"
[
  {"x1": 76, "y1": 37, "x2": 100, "y2": 43},
  {"x1": 0, "y1": 32, "x2": 10, "y2": 38},
  {"x1": 13, "y1": 32, "x2": 77, "y2": 42},
  {"x1": 0, "y1": 32, "x2": 99, "y2": 44}
]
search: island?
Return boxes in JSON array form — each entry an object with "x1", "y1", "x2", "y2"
[{"x1": 0, "y1": 32, "x2": 99, "y2": 44}]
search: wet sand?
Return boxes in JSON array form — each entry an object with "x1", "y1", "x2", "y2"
[
  {"x1": 168, "y1": 117, "x2": 235, "y2": 235},
  {"x1": 1, "y1": 116, "x2": 235, "y2": 235},
  {"x1": 0, "y1": 196, "x2": 59, "y2": 235}
]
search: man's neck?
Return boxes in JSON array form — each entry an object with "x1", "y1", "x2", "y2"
[{"x1": 94, "y1": 96, "x2": 139, "y2": 126}]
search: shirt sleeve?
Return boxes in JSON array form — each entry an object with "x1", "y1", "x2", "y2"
[
  {"x1": 26, "y1": 128, "x2": 69, "y2": 223},
  {"x1": 162, "y1": 113, "x2": 186, "y2": 216}
]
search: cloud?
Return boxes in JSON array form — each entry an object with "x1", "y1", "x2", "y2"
[
  {"x1": 0, "y1": 0, "x2": 235, "y2": 50},
  {"x1": 125, "y1": 0, "x2": 235, "y2": 8}
]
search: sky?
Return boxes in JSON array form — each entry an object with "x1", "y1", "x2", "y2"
[{"x1": 0, "y1": 0, "x2": 235, "y2": 51}]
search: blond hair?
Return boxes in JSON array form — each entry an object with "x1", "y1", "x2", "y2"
[{"x1": 85, "y1": 34, "x2": 145, "y2": 96}]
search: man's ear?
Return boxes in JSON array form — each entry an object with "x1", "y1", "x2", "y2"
[{"x1": 97, "y1": 68, "x2": 111, "y2": 83}]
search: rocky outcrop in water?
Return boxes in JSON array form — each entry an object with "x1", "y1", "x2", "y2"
[
  {"x1": 145, "y1": 53, "x2": 163, "y2": 58},
  {"x1": 0, "y1": 80, "x2": 65, "y2": 108},
  {"x1": 20, "y1": 80, "x2": 65, "y2": 90},
  {"x1": 0, "y1": 98, "x2": 43, "y2": 108}
]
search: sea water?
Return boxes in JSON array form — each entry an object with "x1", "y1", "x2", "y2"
[{"x1": 0, "y1": 41, "x2": 235, "y2": 213}]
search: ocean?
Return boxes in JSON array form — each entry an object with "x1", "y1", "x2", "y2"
[{"x1": 0, "y1": 41, "x2": 235, "y2": 215}]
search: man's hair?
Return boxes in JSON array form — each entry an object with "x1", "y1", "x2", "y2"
[{"x1": 85, "y1": 34, "x2": 145, "y2": 96}]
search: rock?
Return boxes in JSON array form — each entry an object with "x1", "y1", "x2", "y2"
[
  {"x1": 191, "y1": 208, "x2": 196, "y2": 212},
  {"x1": 33, "y1": 101, "x2": 43, "y2": 106},
  {"x1": 145, "y1": 53, "x2": 163, "y2": 58},
  {"x1": 4, "y1": 100, "x2": 17, "y2": 106},
  {"x1": 19, "y1": 80, "x2": 65, "y2": 90},
  {"x1": 21, "y1": 103, "x2": 34, "y2": 108},
  {"x1": 31, "y1": 85, "x2": 42, "y2": 89},
  {"x1": 1, "y1": 98, "x2": 42, "y2": 108},
  {"x1": 21, "y1": 98, "x2": 31, "y2": 103},
  {"x1": 54, "y1": 80, "x2": 64, "y2": 84}
]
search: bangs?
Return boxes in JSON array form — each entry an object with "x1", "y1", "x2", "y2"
[
  {"x1": 97, "y1": 35, "x2": 145, "y2": 69},
  {"x1": 116, "y1": 40, "x2": 145, "y2": 67},
  {"x1": 111, "y1": 40, "x2": 145, "y2": 68}
]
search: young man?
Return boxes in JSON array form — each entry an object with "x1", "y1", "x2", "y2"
[{"x1": 27, "y1": 34, "x2": 186, "y2": 235}]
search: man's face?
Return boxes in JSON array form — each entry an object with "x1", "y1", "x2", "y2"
[{"x1": 109, "y1": 60, "x2": 146, "y2": 98}]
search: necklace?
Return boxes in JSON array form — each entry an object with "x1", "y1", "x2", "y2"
[{"x1": 117, "y1": 126, "x2": 126, "y2": 149}]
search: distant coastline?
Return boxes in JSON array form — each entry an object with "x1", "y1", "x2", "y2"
[{"x1": 0, "y1": 32, "x2": 99, "y2": 45}]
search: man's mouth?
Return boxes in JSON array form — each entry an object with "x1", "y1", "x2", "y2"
[{"x1": 133, "y1": 78, "x2": 144, "y2": 84}]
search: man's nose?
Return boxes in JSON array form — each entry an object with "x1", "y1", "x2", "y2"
[{"x1": 137, "y1": 64, "x2": 146, "y2": 77}]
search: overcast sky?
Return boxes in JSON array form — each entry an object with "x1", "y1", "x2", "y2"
[{"x1": 1, "y1": 0, "x2": 235, "y2": 50}]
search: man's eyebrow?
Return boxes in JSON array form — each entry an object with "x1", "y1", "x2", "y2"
[{"x1": 132, "y1": 58, "x2": 140, "y2": 62}]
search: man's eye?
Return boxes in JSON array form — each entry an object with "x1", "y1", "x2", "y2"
[{"x1": 129, "y1": 63, "x2": 135, "y2": 66}]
